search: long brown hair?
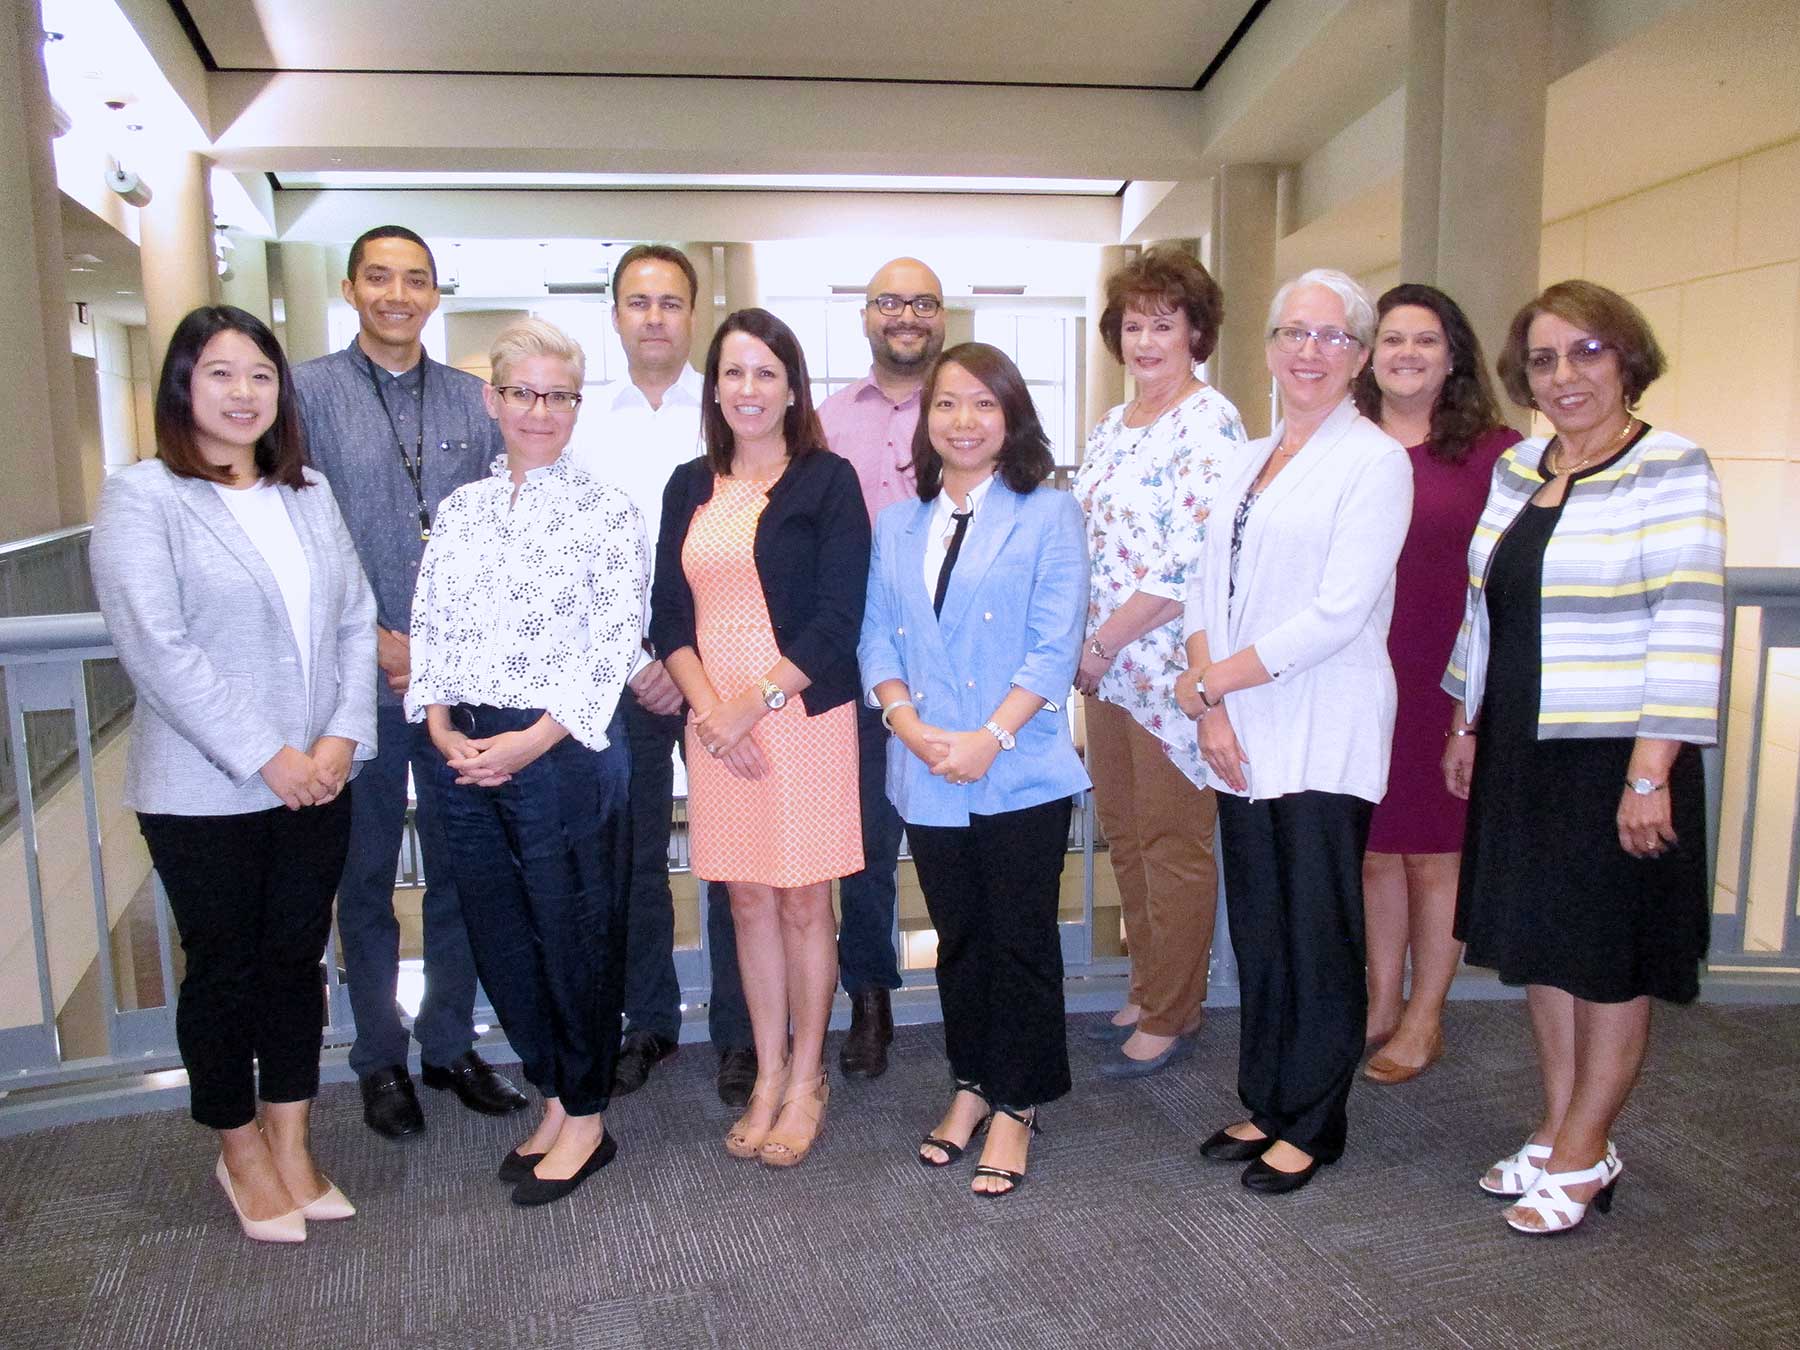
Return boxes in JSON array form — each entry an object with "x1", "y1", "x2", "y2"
[
  {"x1": 1351, "y1": 283, "x2": 1505, "y2": 465},
  {"x1": 910, "y1": 344, "x2": 1053, "y2": 501},
  {"x1": 699, "y1": 308, "x2": 827, "y2": 473},
  {"x1": 154, "y1": 305, "x2": 309, "y2": 488}
]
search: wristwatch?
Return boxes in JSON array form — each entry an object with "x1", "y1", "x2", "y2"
[
  {"x1": 982, "y1": 720, "x2": 1016, "y2": 751},
  {"x1": 1626, "y1": 776, "x2": 1667, "y2": 795},
  {"x1": 760, "y1": 679, "x2": 787, "y2": 711}
]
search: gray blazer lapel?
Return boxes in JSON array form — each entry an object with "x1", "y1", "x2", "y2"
[
  {"x1": 937, "y1": 482, "x2": 1019, "y2": 639},
  {"x1": 282, "y1": 485, "x2": 333, "y2": 699},
  {"x1": 174, "y1": 474, "x2": 304, "y2": 669}
]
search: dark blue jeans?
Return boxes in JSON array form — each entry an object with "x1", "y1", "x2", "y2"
[
  {"x1": 434, "y1": 705, "x2": 630, "y2": 1116},
  {"x1": 838, "y1": 701, "x2": 904, "y2": 994},
  {"x1": 619, "y1": 686, "x2": 749, "y2": 1049},
  {"x1": 336, "y1": 703, "x2": 479, "y2": 1075}
]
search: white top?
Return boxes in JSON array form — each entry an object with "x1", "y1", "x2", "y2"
[
  {"x1": 405, "y1": 455, "x2": 648, "y2": 751},
  {"x1": 1182, "y1": 397, "x2": 1412, "y2": 802},
  {"x1": 210, "y1": 479, "x2": 313, "y2": 692},
  {"x1": 921, "y1": 472, "x2": 996, "y2": 602}
]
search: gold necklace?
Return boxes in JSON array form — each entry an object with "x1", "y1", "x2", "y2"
[{"x1": 1552, "y1": 418, "x2": 1636, "y2": 477}]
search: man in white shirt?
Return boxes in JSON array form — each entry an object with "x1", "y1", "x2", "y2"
[{"x1": 567, "y1": 244, "x2": 753, "y2": 1107}]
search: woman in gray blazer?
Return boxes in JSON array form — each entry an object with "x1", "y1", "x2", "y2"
[
  {"x1": 90, "y1": 307, "x2": 377, "y2": 1244},
  {"x1": 1175, "y1": 270, "x2": 1412, "y2": 1194}
]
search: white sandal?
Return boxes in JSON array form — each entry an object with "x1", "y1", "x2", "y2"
[
  {"x1": 1478, "y1": 1141, "x2": 1551, "y2": 1197},
  {"x1": 1504, "y1": 1151, "x2": 1624, "y2": 1235}
]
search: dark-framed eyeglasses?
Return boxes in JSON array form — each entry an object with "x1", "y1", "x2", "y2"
[
  {"x1": 494, "y1": 385, "x2": 582, "y2": 412},
  {"x1": 1524, "y1": 338, "x2": 1613, "y2": 376},
  {"x1": 869, "y1": 293, "x2": 943, "y2": 318},
  {"x1": 1268, "y1": 325, "x2": 1360, "y2": 354}
]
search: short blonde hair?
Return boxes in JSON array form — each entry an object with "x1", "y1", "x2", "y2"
[
  {"x1": 490, "y1": 317, "x2": 586, "y2": 387},
  {"x1": 1265, "y1": 268, "x2": 1377, "y2": 348}
]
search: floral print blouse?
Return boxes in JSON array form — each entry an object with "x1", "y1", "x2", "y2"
[{"x1": 1072, "y1": 383, "x2": 1248, "y2": 787}]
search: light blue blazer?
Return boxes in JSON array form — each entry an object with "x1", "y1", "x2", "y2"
[{"x1": 858, "y1": 480, "x2": 1090, "y2": 828}]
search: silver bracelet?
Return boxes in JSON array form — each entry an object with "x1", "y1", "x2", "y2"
[{"x1": 880, "y1": 699, "x2": 916, "y2": 731}]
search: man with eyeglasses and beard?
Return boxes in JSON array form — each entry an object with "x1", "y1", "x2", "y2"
[{"x1": 815, "y1": 257, "x2": 948, "y2": 1079}]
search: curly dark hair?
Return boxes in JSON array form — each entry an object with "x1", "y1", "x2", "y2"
[
  {"x1": 700, "y1": 308, "x2": 828, "y2": 472},
  {"x1": 1495, "y1": 279, "x2": 1667, "y2": 411},
  {"x1": 910, "y1": 343, "x2": 1053, "y2": 500},
  {"x1": 1351, "y1": 283, "x2": 1506, "y2": 465},
  {"x1": 1098, "y1": 245, "x2": 1224, "y2": 365},
  {"x1": 155, "y1": 305, "x2": 309, "y2": 489}
]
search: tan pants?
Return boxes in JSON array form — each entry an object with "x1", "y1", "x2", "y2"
[{"x1": 1085, "y1": 697, "x2": 1219, "y2": 1036}]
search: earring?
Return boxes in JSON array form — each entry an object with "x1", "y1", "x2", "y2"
[{"x1": 786, "y1": 394, "x2": 795, "y2": 407}]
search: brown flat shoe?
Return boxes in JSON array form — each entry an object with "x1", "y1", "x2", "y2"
[{"x1": 1363, "y1": 1031, "x2": 1443, "y2": 1085}]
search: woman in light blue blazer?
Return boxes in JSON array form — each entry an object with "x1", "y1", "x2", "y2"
[
  {"x1": 859, "y1": 343, "x2": 1089, "y2": 1197},
  {"x1": 91, "y1": 307, "x2": 377, "y2": 1244}
]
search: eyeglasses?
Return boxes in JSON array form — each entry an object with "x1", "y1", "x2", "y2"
[
  {"x1": 869, "y1": 293, "x2": 943, "y2": 318},
  {"x1": 1524, "y1": 339, "x2": 1613, "y2": 375},
  {"x1": 1268, "y1": 325, "x2": 1361, "y2": 354},
  {"x1": 494, "y1": 385, "x2": 582, "y2": 412}
]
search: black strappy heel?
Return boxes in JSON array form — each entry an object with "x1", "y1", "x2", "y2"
[
  {"x1": 971, "y1": 1104, "x2": 1040, "y2": 1197},
  {"x1": 918, "y1": 1079, "x2": 992, "y2": 1168}
]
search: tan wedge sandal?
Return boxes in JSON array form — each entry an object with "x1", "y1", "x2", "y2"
[{"x1": 759, "y1": 1071, "x2": 829, "y2": 1168}]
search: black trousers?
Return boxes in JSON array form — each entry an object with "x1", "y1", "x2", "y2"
[
  {"x1": 434, "y1": 705, "x2": 631, "y2": 1117},
  {"x1": 1216, "y1": 790, "x2": 1372, "y2": 1162},
  {"x1": 906, "y1": 796, "x2": 1073, "y2": 1109},
  {"x1": 138, "y1": 792, "x2": 353, "y2": 1130}
]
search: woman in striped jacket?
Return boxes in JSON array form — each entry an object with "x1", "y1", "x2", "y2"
[{"x1": 1442, "y1": 280, "x2": 1725, "y2": 1237}]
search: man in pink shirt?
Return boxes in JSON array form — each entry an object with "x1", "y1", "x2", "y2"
[{"x1": 816, "y1": 256, "x2": 946, "y2": 1078}]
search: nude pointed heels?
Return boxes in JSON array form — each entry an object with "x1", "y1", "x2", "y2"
[
  {"x1": 214, "y1": 1156, "x2": 306, "y2": 1244},
  {"x1": 300, "y1": 1178, "x2": 357, "y2": 1221}
]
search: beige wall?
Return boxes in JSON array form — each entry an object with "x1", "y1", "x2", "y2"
[{"x1": 1538, "y1": 135, "x2": 1800, "y2": 567}]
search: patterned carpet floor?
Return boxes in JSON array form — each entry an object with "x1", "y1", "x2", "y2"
[{"x1": 1, "y1": 999, "x2": 1797, "y2": 1349}]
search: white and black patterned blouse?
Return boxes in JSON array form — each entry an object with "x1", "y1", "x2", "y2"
[{"x1": 406, "y1": 455, "x2": 647, "y2": 751}]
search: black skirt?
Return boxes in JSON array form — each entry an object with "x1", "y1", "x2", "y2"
[{"x1": 1453, "y1": 499, "x2": 1709, "y2": 1004}]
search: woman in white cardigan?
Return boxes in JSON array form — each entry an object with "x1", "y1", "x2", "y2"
[{"x1": 1175, "y1": 270, "x2": 1412, "y2": 1194}]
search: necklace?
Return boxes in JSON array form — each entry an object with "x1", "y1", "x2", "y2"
[
  {"x1": 1551, "y1": 417, "x2": 1636, "y2": 477},
  {"x1": 1128, "y1": 375, "x2": 1201, "y2": 425}
]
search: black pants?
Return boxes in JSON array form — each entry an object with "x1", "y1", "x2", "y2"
[
  {"x1": 138, "y1": 793, "x2": 353, "y2": 1130},
  {"x1": 434, "y1": 705, "x2": 630, "y2": 1117},
  {"x1": 1216, "y1": 790, "x2": 1372, "y2": 1161},
  {"x1": 906, "y1": 796, "x2": 1073, "y2": 1108}
]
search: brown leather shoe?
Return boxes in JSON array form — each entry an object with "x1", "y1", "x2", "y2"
[{"x1": 837, "y1": 988, "x2": 893, "y2": 1079}]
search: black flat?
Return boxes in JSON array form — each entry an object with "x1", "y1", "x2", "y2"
[
  {"x1": 1240, "y1": 1153, "x2": 1322, "y2": 1195},
  {"x1": 497, "y1": 1148, "x2": 545, "y2": 1185},
  {"x1": 1199, "y1": 1127, "x2": 1269, "y2": 1163},
  {"x1": 510, "y1": 1132, "x2": 618, "y2": 1207}
]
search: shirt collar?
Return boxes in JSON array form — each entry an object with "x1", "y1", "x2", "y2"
[
  {"x1": 848, "y1": 368, "x2": 922, "y2": 411},
  {"x1": 488, "y1": 453, "x2": 571, "y2": 483},
  {"x1": 607, "y1": 363, "x2": 703, "y2": 412},
  {"x1": 347, "y1": 338, "x2": 426, "y2": 387},
  {"x1": 931, "y1": 472, "x2": 996, "y2": 526}
]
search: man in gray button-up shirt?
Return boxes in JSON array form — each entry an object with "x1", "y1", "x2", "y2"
[{"x1": 294, "y1": 225, "x2": 526, "y2": 1139}]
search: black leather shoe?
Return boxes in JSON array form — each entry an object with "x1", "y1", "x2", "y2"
[
  {"x1": 497, "y1": 1148, "x2": 545, "y2": 1186},
  {"x1": 1241, "y1": 1153, "x2": 1324, "y2": 1195},
  {"x1": 511, "y1": 1132, "x2": 619, "y2": 1207},
  {"x1": 611, "y1": 1030, "x2": 678, "y2": 1097},
  {"x1": 360, "y1": 1066, "x2": 425, "y2": 1139},
  {"x1": 421, "y1": 1051, "x2": 529, "y2": 1116},
  {"x1": 1200, "y1": 1127, "x2": 1270, "y2": 1163},
  {"x1": 716, "y1": 1047, "x2": 758, "y2": 1109},
  {"x1": 838, "y1": 988, "x2": 894, "y2": 1079}
]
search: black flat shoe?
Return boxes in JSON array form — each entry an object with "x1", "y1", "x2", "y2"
[
  {"x1": 716, "y1": 1047, "x2": 758, "y2": 1109},
  {"x1": 422, "y1": 1051, "x2": 529, "y2": 1116},
  {"x1": 1240, "y1": 1153, "x2": 1323, "y2": 1195},
  {"x1": 511, "y1": 1133, "x2": 619, "y2": 1207},
  {"x1": 360, "y1": 1065, "x2": 425, "y2": 1139},
  {"x1": 838, "y1": 988, "x2": 894, "y2": 1079},
  {"x1": 611, "y1": 1030, "x2": 678, "y2": 1097},
  {"x1": 1199, "y1": 1127, "x2": 1269, "y2": 1163},
  {"x1": 496, "y1": 1148, "x2": 545, "y2": 1185}
]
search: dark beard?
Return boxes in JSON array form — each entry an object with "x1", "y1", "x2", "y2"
[{"x1": 874, "y1": 329, "x2": 942, "y2": 372}]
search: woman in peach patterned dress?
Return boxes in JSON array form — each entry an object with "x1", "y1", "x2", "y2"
[{"x1": 650, "y1": 309, "x2": 869, "y2": 1169}]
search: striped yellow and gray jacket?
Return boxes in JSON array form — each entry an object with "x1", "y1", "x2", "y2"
[{"x1": 1442, "y1": 428, "x2": 1725, "y2": 744}]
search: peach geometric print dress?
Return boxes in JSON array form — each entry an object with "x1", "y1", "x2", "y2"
[{"x1": 681, "y1": 474, "x2": 863, "y2": 887}]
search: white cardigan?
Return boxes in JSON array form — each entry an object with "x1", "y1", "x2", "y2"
[{"x1": 1183, "y1": 397, "x2": 1413, "y2": 802}]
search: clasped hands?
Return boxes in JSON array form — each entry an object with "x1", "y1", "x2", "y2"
[
  {"x1": 898, "y1": 720, "x2": 1000, "y2": 787},
  {"x1": 690, "y1": 688, "x2": 771, "y2": 780},
  {"x1": 259, "y1": 736, "x2": 357, "y2": 810},
  {"x1": 429, "y1": 717, "x2": 563, "y2": 788}
]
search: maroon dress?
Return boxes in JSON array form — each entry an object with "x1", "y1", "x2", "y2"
[{"x1": 1368, "y1": 425, "x2": 1520, "y2": 854}]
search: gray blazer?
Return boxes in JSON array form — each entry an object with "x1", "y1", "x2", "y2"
[{"x1": 90, "y1": 459, "x2": 379, "y2": 816}]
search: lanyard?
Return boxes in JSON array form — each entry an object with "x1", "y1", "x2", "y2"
[{"x1": 363, "y1": 355, "x2": 433, "y2": 540}]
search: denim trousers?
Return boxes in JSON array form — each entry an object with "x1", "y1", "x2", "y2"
[
  {"x1": 433, "y1": 705, "x2": 630, "y2": 1116},
  {"x1": 618, "y1": 685, "x2": 749, "y2": 1048},
  {"x1": 139, "y1": 793, "x2": 353, "y2": 1129},
  {"x1": 336, "y1": 702, "x2": 480, "y2": 1075}
]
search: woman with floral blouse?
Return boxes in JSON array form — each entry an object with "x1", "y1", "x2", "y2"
[{"x1": 1072, "y1": 246, "x2": 1249, "y2": 1077}]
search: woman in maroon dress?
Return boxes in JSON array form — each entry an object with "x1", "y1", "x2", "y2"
[{"x1": 1351, "y1": 284, "x2": 1519, "y2": 1084}]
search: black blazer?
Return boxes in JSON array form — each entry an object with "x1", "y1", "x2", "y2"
[{"x1": 650, "y1": 450, "x2": 871, "y2": 716}]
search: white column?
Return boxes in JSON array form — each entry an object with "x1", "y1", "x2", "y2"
[
  {"x1": 138, "y1": 149, "x2": 216, "y2": 370},
  {"x1": 1083, "y1": 244, "x2": 1132, "y2": 442},
  {"x1": 721, "y1": 243, "x2": 760, "y2": 314},
  {"x1": 678, "y1": 240, "x2": 718, "y2": 370},
  {"x1": 219, "y1": 232, "x2": 274, "y2": 327},
  {"x1": 274, "y1": 241, "x2": 332, "y2": 364},
  {"x1": 1213, "y1": 164, "x2": 1281, "y2": 438}
]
